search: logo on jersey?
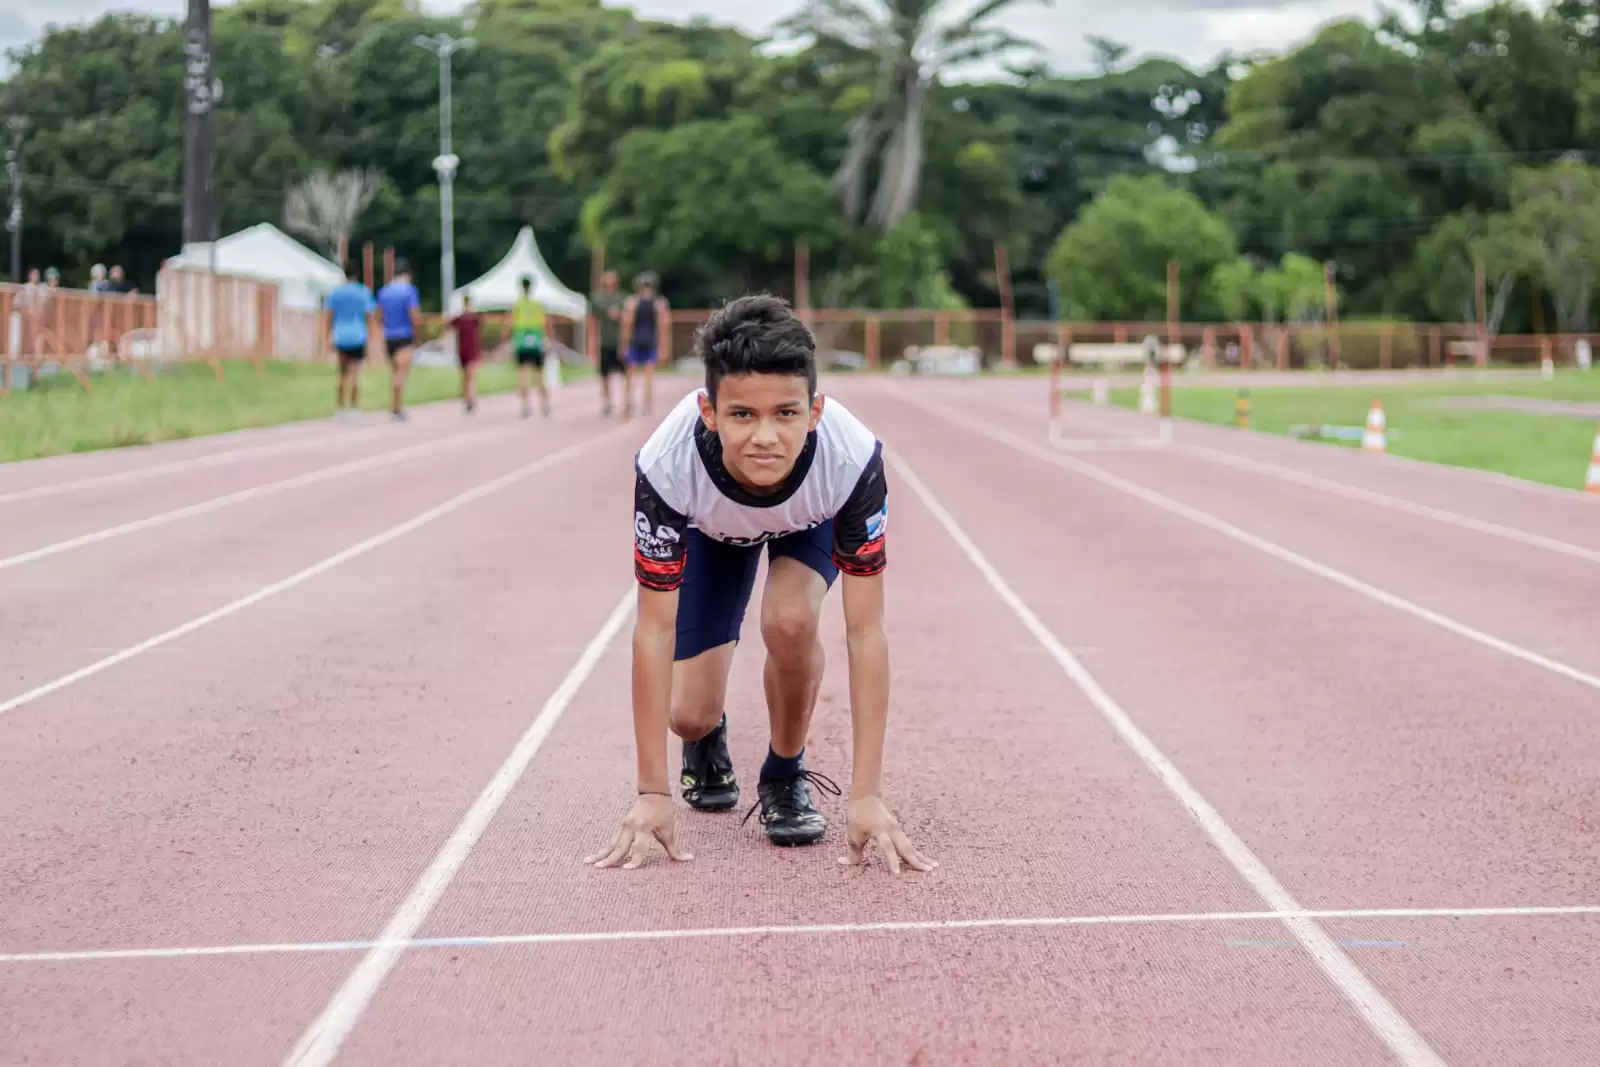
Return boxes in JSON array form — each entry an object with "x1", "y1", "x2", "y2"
[
  {"x1": 635, "y1": 510, "x2": 680, "y2": 561},
  {"x1": 865, "y1": 502, "x2": 887, "y2": 542},
  {"x1": 718, "y1": 519, "x2": 823, "y2": 548}
]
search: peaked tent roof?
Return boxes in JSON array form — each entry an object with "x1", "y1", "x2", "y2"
[
  {"x1": 452, "y1": 225, "x2": 587, "y2": 320},
  {"x1": 165, "y1": 222, "x2": 346, "y2": 311}
]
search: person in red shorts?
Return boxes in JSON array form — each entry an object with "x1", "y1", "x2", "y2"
[
  {"x1": 584, "y1": 293, "x2": 935, "y2": 875},
  {"x1": 448, "y1": 294, "x2": 483, "y2": 414}
]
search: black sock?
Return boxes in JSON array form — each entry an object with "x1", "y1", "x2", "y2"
[{"x1": 761, "y1": 745, "x2": 804, "y2": 781}]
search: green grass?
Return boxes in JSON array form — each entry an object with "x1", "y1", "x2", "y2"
[
  {"x1": 1100, "y1": 371, "x2": 1600, "y2": 490},
  {"x1": 0, "y1": 358, "x2": 592, "y2": 463}
]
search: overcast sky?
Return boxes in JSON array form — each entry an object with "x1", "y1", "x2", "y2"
[{"x1": 0, "y1": 0, "x2": 1413, "y2": 78}]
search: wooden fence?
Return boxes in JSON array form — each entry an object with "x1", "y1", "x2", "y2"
[{"x1": 5, "y1": 275, "x2": 1592, "y2": 398}]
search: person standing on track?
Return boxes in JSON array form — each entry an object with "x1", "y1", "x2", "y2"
[
  {"x1": 324, "y1": 264, "x2": 376, "y2": 417},
  {"x1": 585, "y1": 293, "x2": 935, "y2": 875},
  {"x1": 447, "y1": 293, "x2": 483, "y2": 414},
  {"x1": 376, "y1": 259, "x2": 423, "y2": 422},
  {"x1": 590, "y1": 269, "x2": 625, "y2": 417},
  {"x1": 619, "y1": 271, "x2": 668, "y2": 419},
  {"x1": 510, "y1": 275, "x2": 551, "y2": 419}
]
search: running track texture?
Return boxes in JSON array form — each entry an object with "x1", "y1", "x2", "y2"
[{"x1": 2, "y1": 379, "x2": 1598, "y2": 1066}]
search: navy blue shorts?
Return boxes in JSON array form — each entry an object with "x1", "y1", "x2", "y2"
[{"x1": 675, "y1": 522, "x2": 838, "y2": 662}]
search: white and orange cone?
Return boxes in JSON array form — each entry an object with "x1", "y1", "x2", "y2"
[
  {"x1": 1586, "y1": 424, "x2": 1600, "y2": 495},
  {"x1": 1362, "y1": 399, "x2": 1387, "y2": 453}
]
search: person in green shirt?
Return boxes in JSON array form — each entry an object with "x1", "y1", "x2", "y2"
[
  {"x1": 590, "y1": 269, "x2": 626, "y2": 417},
  {"x1": 511, "y1": 275, "x2": 551, "y2": 418}
]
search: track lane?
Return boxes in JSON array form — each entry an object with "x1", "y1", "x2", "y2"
[
  {"x1": 0, "y1": 397, "x2": 550, "y2": 560},
  {"x1": 0, "y1": 388, "x2": 491, "y2": 496},
  {"x1": 0, "y1": 411, "x2": 624, "y2": 701},
  {"x1": 908, "y1": 381, "x2": 1600, "y2": 680},
  {"x1": 934, "y1": 375, "x2": 1600, "y2": 551}
]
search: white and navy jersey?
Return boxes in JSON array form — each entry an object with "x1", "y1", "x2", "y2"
[{"x1": 633, "y1": 389, "x2": 888, "y2": 591}]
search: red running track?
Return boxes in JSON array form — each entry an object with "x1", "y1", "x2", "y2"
[{"x1": 2, "y1": 376, "x2": 1597, "y2": 1066}]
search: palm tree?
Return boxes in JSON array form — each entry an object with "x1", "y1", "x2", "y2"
[{"x1": 779, "y1": 0, "x2": 1049, "y2": 232}]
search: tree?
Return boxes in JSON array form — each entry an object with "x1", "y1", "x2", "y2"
[
  {"x1": 1407, "y1": 211, "x2": 1516, "y2": 335},
  {"x1": 582, "y1": 116, "x2": 841, "y2": 306},
  {"x1": 1086, "y1": 35, "x2": 1130, "y2": 76},
  {"x1": 1498, "y1": 159, "x2": 1600, "y2": 334},
  {"x1": 284, "y1": 167, "x2": 382, "y2": 260},
  {"x1": 1046, "y1": 174, "x2": 1237, "y2": 321},
  {"x1": 779, "y1": 0, "x2": 1050, "y2": 232}
]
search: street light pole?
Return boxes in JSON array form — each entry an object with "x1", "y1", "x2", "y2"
[
  {"x1": 6, "y1": 116, "x2": 24, "y2": 284},
  {"x1": 415, "y1": 33, "x2": 472, "y2": 312}
]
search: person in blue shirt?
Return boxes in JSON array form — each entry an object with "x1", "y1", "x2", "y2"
[
  {"x1": 376, "y1": 260, "x2": 423, "y2": 421},
  {"x1": 324, "y1": 264, "x2": 377, "y2": 416}
]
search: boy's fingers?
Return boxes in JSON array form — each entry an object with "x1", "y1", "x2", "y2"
[
  {"x1": 654, "y1": 824, "x2": 694, "y2": 862},
  {"x1": 591, "y1": 830, "x2": 638, "y2": 869},
  {"x1": 893, "y1": 829, "x2": 937, "y2": 872},
  {"x1": 622, "y1": 835, "x2": 652, "y2": 869},
  {"x1": 875, "y1": 831, "x2": 901, "y2": 873},
  {"x1": 583, "y1": 826, "x2": 625, "y2": 865}
]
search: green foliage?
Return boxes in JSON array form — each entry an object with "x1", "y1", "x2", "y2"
[
  {"x1": 830, "y1": 213, "x2": 966, "y2": 310},
  {"x1": 13, "y1": 0, "x2": 1600, "y2": 326},
  {"x1": 1046, "y1": 174, "x2": 1236, "y2": 320}
]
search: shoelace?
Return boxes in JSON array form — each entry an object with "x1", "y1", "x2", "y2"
[{"x1": 741, "y1": 769, "x2": 843, "y2": 825}]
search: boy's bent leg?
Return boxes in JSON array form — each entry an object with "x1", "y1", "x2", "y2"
[
  {"x1": 672, "y1": 529, "x2": 760, "y2": 811},
  {"x1": 760, "y1": 555, "x2": 829, "y2": 760},
  {"x1": 750, "y1": 525, "x2": 841, "y2": 846}
]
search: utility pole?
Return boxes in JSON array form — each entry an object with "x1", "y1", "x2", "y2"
[
  {"x1": 6, "y1": 116, "x2": 24, "y2": 283},
  {"x1": 415, "y1": 33, "x2": 472, "y2": 312},
  {"x1": 182, "y1": 0, "x2": 223, "y2": 250}
]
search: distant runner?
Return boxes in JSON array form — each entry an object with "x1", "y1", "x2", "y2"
[
  {"x1": 376, "y1": 259, "x2": 423, "y2": 422},
  {"x1": 590, "y1": 269, "x2": 625, "y2": 418},
  {"x1": 510, "y1": 276, "x2": 551, "y2": 418},
  {"x1": 447, "y1": 293, "x2": 483, "y2": 415},
  {"x1": 620, "y1": 271, "x2": 669, "y2": 419},
  {"x1": 324, "y1": 264, "x2": 376, "y2": 417}
]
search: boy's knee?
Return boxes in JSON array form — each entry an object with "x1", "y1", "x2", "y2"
[
  {"x1": 669, "y1": 699, "x2": 722, "y2": 741},
  {"x1": 761, "y1": 603, "x2": 820, "y2": 660}
]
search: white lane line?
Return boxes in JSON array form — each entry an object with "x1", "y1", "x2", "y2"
[
  {"x1": 0, "y1": 421, "x2": 524, "y2": 571},
  {"x1": 1170, "y1": 440, "x2": 1600, "y2": 565},
  {"x1": 1055, "y1": 392, "x2": 1588, "y2": 501},
  {"x1": 899, "y1": 389, "x2": 1600, "y2": 696},
  {"x1": 1043, "y1": 403, "x2": 1600, "y2": 563},
  {"x1": 886, "y1": 448, "x2": 1447, "y2": 1067},
  {"x1": 6, "y1": 905, "x2": 1598, "y2": 965},
  {"x1": 0, "y1": 424, "x2": 396, "y2": 505},
  {"x1": 281, "y1": 586, "x2": 636, "y2": 1067},
  {"x1": 0, "y1": 426, "x2": 633, "y2": 720}
]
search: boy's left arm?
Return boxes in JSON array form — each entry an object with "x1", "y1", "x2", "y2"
[{"x1": 833, "y1": 448, "x2": 937, "y2": 874}]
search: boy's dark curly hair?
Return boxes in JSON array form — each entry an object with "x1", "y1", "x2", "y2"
[{"x1": 695, "y1": 293, "x2": 816, "y2": 404}]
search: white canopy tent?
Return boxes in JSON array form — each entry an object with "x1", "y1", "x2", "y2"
[
  {"x1": 164, "y1": 222, "x2": 345, "y2": 311},
  {"x1": 451, "y1": 225, "x2": 587, "y2": 322}
]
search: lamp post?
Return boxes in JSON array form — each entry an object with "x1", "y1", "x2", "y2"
[
  {"x1": 6, "y1": 116, "x2": 25, "y2": 284},
  {"x1": 414, "y1": 32, "x2": 472, "y2": 312}
]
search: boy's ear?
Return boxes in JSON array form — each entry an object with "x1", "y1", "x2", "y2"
[
  {"x1": 698, "y1": 390, "x2": 717, "y2": 432},
  {"x1": 809, "y1": 392, "x2": 825, "y2": 430}
]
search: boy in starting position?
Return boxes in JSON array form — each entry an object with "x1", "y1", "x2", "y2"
[{"x1": 585, "y1": 294, "x2": 934, "y2": 874}]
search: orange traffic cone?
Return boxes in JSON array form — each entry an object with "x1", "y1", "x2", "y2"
[
  {"x1": 1362, "y1": 399, "x2": 1387, "y2": 453},
  {"x1": 1586, "y1": 424, "x2": 1600, "y2": 495}
]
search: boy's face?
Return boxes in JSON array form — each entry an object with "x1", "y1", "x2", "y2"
[{"x1": 699, "y1": 373, "x2": 822, "y2": 492}]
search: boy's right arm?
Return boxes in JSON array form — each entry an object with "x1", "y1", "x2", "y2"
[{"x1": 585, "y1": 467, "x2": 694, "y2": 871}]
